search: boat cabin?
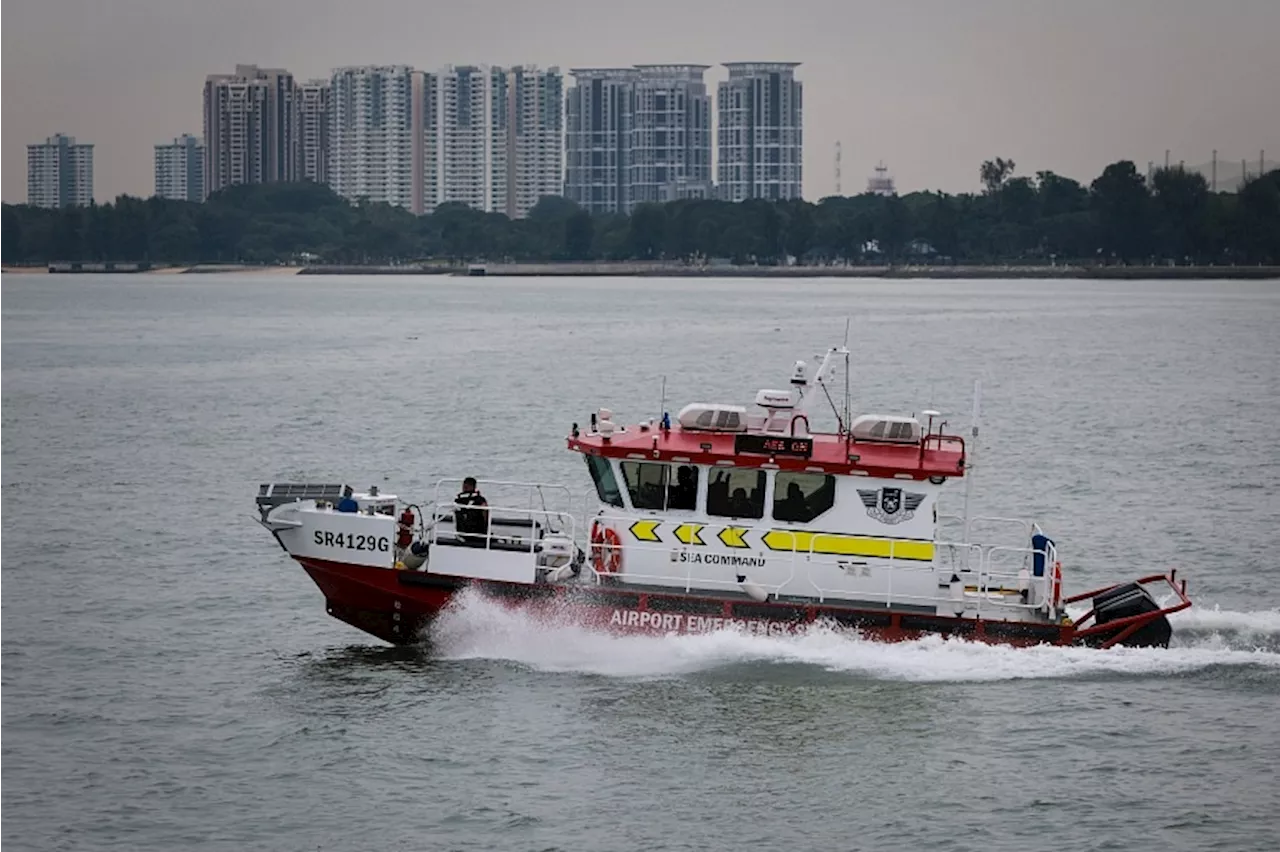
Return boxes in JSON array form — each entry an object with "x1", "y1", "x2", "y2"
[{"x1": 557, "y1": 347, "x2": 1061, "y2": 621}]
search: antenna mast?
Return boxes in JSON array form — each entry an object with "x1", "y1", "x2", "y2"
[
  {"x1": 835, "y1": 140, "x2": 843, "y2": 196},
  {"x1": 961, "y1": 380, "x2": 981, "y2": 563},
  {"x1": 843, "y1": 318, "x2": 851, "y2": 437}
]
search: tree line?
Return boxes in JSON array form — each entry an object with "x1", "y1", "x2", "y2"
[{"x1": 3, "y1": 159, "x2": 1278, "y2": 266}]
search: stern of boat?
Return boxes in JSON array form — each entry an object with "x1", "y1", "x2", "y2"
[{"x1": 1064, "y1": 571, "x2": 1192, "y2": 648}]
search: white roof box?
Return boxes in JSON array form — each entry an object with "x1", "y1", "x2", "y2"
[
  {"x1": 677, "y1": 403, "x2": 748, "y2": 432},
  {"x1": 754, "y1": 388, "x2": 795, "y2": 409},
  {"x1": 850, "y1": 414, "x2": 921, "y2": 444}
]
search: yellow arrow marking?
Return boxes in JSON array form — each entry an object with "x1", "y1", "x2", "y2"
[
  {"x1": 762, "y1": 530, "x2": 934, "y2": 562},
  {"x1": 629, "y1": 519, "x2": 662, "y2": 542},
  {"x1": 718, "y1": 527, "x2": 750, "y2": 549},
  {"x1": 673, "y1": 523, "x2": 706, "y2": 546}
]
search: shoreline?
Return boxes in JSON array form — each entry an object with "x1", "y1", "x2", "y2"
[{"x1": 5, "y1": 262, "x2": 1278, "y2": 280}]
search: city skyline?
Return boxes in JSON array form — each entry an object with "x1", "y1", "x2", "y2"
[
  {"x1": 3, "y1": 0, "x2": 1278, "y2": 204},
  {"x1": 22, "y1": 60, "x2": 808, "y2": 216}
]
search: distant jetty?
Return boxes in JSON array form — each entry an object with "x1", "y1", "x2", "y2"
[
  {"x1": 296, "y1": 262, "x2": 1280, "y2": 280},
  {"x1": 45, "y1": 261, "x2": 154, "y2": 273},
  {"x1": 8, "y1": 262, "x2": 1277, "y2": 280}
]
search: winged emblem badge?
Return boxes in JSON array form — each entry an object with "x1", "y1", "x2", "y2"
[{"x1": 857, "y1": 487, "x2": 925, "y2": 525}]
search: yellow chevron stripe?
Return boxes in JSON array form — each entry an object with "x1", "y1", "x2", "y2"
[
  {"x1": 673, "y1": 523, "x2": 706, "y2": 546},
  {"x1": 718, "y1": 526, "x2": 750, "y2": 549},
  {"x1": 629, "y1": 519, "x2": 662, "y2": 542},
  {"x1": 762, "y1": 530, "x2": 934, "y2": 562}
]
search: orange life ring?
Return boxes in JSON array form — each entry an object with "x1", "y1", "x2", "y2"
[
  {"x1": 590, "y1": 522, "x2": 622, "y2": 574},
  {"x1": 1051, "y1": 560, "x2": 1063, "y2": 607}
]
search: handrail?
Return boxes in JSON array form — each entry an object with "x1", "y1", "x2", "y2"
[
  {"x1": 966, "y1": 516, "x2": 1035, "y2": 539},
  {"x1": 577, "y1": 511, "x2": 1055, "y2": 616},
  {"x1": 918, "y1": 432, "x2": 966, "y2": 464},
  {"x1": 980, "y1": 544, "x2": 1052, "y2": 615},
  {"x1": 1065, "y1": 571, "x2": 1192, "y2": 648},
  {"x1": 430, "y1": 501, "x2": 577, "y2": 554},
  {"x1": 431, "y1": 479, "x2": 575, "y2": 515}
]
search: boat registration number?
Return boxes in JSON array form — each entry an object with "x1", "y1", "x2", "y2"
[{"x1": 313, "y1": 530, "x2": 391, "y2": 553}]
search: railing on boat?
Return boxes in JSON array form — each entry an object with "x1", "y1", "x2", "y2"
[
  {"x1": 582, "y1": 511, "x2": 1060, "y2": 621},
  {"x1": 408, "y1": 480, "x2": 1061, "y2": 621},
  {"x1": 424, "y1": 479, "x2": 579, "y2": 554},
  {"x1": 430, "y1": 478, "x2": 578, "y2": 518},
  {"x1": 1062, "y1": 571, "x2": 1192, "y2": 648}
]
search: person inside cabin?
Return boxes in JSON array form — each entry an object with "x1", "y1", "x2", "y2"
[
  {"x1": 454, "y1": 477, "x2": 490, "y2": 546},
  {"x1": 776, "y1": 481, "x2": 808, "y2": 523},
  {"x1": 668, "y1": 465, "x2": 697, "y2": 511},
  {"x1": 707, "y1": 471, "x2": 729, "y2": 515},
  {"x1": 729, "y1": 487, "x2": 753, "y2": 518}
]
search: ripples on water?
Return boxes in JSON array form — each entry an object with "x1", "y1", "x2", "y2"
[{"x1": 3, "y1": 274, "x2": 1279, "y2": 852}]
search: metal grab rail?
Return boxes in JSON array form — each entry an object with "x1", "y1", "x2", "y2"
[
  {"x1": 801, "y1": 532, "x2": 905, "y2": 606},
  {"x1": 984, "y1": 541, "x2": 1053, "y2": 585},
  {"x1": 1063, "y1": 570, "x2": 1192, "y2": 648},
  {"x1": 796, "y1": 538, "x2": 1050, "y2": 615},
  {"x1": 429, "y1": 501, "x2": 577, "y2": 554},
  {"x1": 579, "y1": 511, "x2": 1060, "y2": 619},
  {"x1": 430, "y1": 478, "x2": 576, "y2": 520}
]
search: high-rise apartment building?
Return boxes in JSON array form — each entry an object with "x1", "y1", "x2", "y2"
[
  {"x1": 565, "y1": 65, "x2": 712, "y2": 214},
  {"x1": 411, "y1": 71, "x2": 438, "y2": 215},
  {"x1": 203, "y1": 64, "x2": 298, "y2": 198},
  {"x1": 435, "y1": 65, "x2": 493, "y2": 212},
  {"x1": 297, "y1": 79, "x2": 330, "y2": 185},
  {"x1": 565, "y1": 68, "x2": 638, "y2": 215},
  {"x1": 503, "y1": 66, "x2": 564, "y2": 218},
  {"x1": 630, "y1": 65, "x2": 713, "y2": 205},
  {"x1": 717, "y1": 62, "x2": 803, "y2": 202},
  {"x1": 154, "y1": 134, "x2": 205, "y2": 202},
  {"x1": 27, "y1": 134, "x2": 94, "y2": 208},
  {"x1": 328, "y1": 66, "x2": 416, "y2": 210},
  {"x1": 414, "y1": 65, "x2": 562, "y2": 217}
]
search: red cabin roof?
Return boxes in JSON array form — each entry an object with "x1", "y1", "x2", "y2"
[{"x1": 567, "y1": 424, "x2": 965, "y2": 482}]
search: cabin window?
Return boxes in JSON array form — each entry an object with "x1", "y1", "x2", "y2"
[
  {"x1": 772, "y1": 471, "x2": 836, "y2": 524},
  {"x1": 667, "y1": 465, "x2": 698, "y2": 511},
  {"x1": 869, "y1": 420, "x2": 915, "y2": 441},
  {"x1": 706, "y1": 468, "x2": 766, "y2": 519},
  {"x1": 619, "y1": 462, "x2": 699, "y2": 512},
  {"x1": 584, "y1": 455, "x2": 624, "y2": 508},
  {"x1": 693, "y1": 409, "x2": 741, "y2": 431},
  {"x1": 620, "y1": 461, "x2": 668, "y2": 510}
]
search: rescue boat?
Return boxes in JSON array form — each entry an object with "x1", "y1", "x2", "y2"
[{"x1": 254, "y1": 345, "x2": 1191, "y2": 649}]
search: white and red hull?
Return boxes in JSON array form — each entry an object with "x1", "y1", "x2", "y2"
[{"x1": 294, "y1": 556, "x2": 1186, "y2": 649}]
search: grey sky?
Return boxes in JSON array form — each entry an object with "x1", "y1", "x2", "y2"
[{"x1": 4, "y1": 0, "x2": 1277, "y2": 204}]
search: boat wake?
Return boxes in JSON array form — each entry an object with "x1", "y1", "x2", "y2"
[
  {"x1": 1167, "y1": 603, "x2": 1280, "y2": 650},
  {"x1": 427, "y1": 589, "x2": 1280, "y2": 683}
]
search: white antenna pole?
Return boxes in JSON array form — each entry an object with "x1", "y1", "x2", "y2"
[
  {"x1": 960, "y1": 379, "x2": 981, "y2": 566},
  {"x1": 835, "y1": 140, "x2": 843, "y2": 196},
  {"x1": 659, "y1": 375, "x2": 667, "y2": 423},
  {"x1": 843, "y1": 317, "x2": 851, "y2": 435}
]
